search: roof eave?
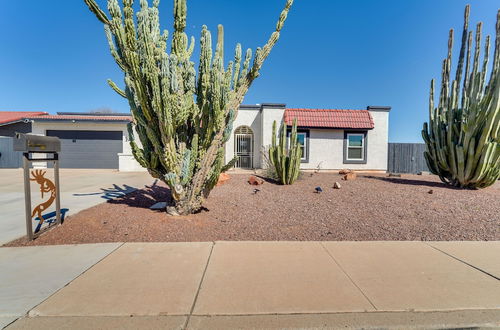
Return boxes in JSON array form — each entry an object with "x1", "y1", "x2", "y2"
[
  {"x1": 0, "y1": 119, "x2": 27, "y2": 127},
  {"x1": 289, "y1": 124, "x2": 375, "y2": 130},
  {"x1": 29, "y1": 118, "x2": 132, "y2": 123}
]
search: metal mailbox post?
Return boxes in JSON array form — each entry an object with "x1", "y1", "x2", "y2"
[{"x1": 13, "y1": 133, "x2": 62, "y2": 240}]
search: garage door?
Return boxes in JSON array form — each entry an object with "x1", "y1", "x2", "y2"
[{"x1": 46, "y1": 130, "x2": 123, "y2": 169}]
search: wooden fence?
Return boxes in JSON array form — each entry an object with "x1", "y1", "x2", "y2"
[
  {"x1": 387, "y1": 143, "x2": 429, "y2": 174},
  {"x1": 0, "y1": 137, "x2": 22, "y2": 168}
]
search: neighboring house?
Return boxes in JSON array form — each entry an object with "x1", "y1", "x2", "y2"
[
  {"x1": 0, "y1": 111, "x2": 48, "y2": 137},
  {"x1": 0, "y1": 111, "x2": 138, "y2": 170},
  {"x1": 0, "y1": 104, "x2": 390, "y2": 171}
]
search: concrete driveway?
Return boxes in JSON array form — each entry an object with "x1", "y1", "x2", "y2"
[{"x1": 0, "y1": 169, "x2": 154, "y2": 245}]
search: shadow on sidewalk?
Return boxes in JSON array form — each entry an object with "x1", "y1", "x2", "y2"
[{"x1": 73, "y1": 184, "x2": 138, "y2": 200}]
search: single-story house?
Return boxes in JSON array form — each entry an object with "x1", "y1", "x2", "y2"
[
  {"x1": 0, "y1": 104, "x2": 390, "y2": 171},
  {"x1": 226, "y1": 104, "x2": 390, "y2": 171}
]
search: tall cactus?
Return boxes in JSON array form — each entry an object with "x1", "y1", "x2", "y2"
[
  {"x1": 422, "y1": 5, "x2": 500, "y2": 189},
  {"x1": 84, "y1": 0, "x2": 293, "y2": 214},
  {"x1": 269, "y1": 119, "x2": 302, "y2": 185}
]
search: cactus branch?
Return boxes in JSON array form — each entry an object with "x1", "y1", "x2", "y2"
[{"x1": 84, "y1": 0, "x2": 293, "y2": 214}]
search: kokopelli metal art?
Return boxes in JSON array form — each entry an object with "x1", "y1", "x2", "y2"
[{"x1": 30, "y1": 170, "x2": 57, "y2": 226}]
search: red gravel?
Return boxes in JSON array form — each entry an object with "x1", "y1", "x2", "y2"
[{"x1": 5, "y1": 173, "x2": 499, "y2": 246}]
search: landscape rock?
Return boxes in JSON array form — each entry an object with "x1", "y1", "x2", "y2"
[
  {"x1": 333, "y1": 182, "x2": 342, "y2": 189},
  {"x1": 343, "y1": 172, "x2": 357, "y2": 181},
  {"x1": 166, "y1": 206, "x2": 180, "y2": 216},
  {"x1": 248, "y1": 176, "x2": 264, "y2": 185},
  {"x1": 339, "y1": 169, "x2": 352, "y2": 175},
  {"x1": 150, "y1": 202, "x2": 167, "y2": 210},
  {"x1": 388, "y1": 173, "x2": 402, "y2": 177},
  {"x1": 216, "y1": 173, "x2": 231, "y2": 186},
  {"x1": 428, "y1": 189, "x2": 434, "y2": 194}
]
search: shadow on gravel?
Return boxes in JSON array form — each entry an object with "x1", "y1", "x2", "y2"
[
  {"x1": 363, "y1": 175, "x2": 459, "y2": 189},
  {"x1": 256, "y1": 175, "x2": 280, "y2": 185},
  {"x1": 107, "y1": 181, "x2": 173, "y2": 209}
]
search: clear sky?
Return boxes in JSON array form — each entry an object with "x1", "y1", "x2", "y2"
[{"x1": 0, "y1": 0, "x2": 498, "y2": 142}]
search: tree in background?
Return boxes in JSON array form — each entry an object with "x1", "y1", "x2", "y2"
[
  {"x1": 84, "y1": 0, "x2": 293, "y2": 214},
  {"x1": 422, "y1": 5, "x2": 500, "y2": 188}
]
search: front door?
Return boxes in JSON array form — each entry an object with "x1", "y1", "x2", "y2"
[{"x1": 234, "y1": 126, "x2": 254, "y2": 169}]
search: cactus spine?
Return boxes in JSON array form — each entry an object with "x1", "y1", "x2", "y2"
[
  {"x1": 84, "y1": 0, "x2": 293, "y2": 214},
  {"x1": 422, "y1": 5, "x2": 500, "y2": 189},
  {"x1": 269, "y1": 119, "x2": 302, "y2": 185}
]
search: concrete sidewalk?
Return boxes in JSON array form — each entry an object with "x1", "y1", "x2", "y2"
[
  {"x1": 2, "y1": 241, "x2": 500, "y2": 329},
  {"x1": 0, "y1": 243, "x2": 121, "y2": 329}
]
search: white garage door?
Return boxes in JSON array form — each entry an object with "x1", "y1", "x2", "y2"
[{"x1": 46, "y1": 130, "x2": 123, "y2": 169}]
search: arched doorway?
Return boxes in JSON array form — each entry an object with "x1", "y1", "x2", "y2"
[{"x1": 234, "y1": 126, "x2": 254, "y2": 169}]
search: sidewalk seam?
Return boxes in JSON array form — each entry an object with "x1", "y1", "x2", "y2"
[
  {"x1": 319, "y1": 242, "x2": 378, "y2": 311},
  {"x1": 424, "y1": 243, "x2": 500, "y2": 281},
  {"x1": 183, "y1": 241, "x2": 215, "y2": 330},
  {"x1": 26, "y1": 242, "x2": 126, "y2": 317}
]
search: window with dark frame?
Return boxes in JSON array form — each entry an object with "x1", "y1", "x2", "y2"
[
  {"x1": 287, "y1": 129, "x2": 309, "y2": 163},
  {"x1": 296, "y1": 132, "x2": 307, "y2": 161},
  {"x1": 343, "y1": 131, "x2": 367, "y2": 164}
]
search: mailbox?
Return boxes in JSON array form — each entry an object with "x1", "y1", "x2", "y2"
[
  {"x1": 14, "y1": 133, "x2": 61, "y2": 153},
  {"x1": 15, "y1": 133, "x2": 62, "y2": 241}
]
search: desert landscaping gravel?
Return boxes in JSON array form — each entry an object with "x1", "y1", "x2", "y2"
[{"x1": 5, "y1": 173, "x2": 500, "y2": 246}]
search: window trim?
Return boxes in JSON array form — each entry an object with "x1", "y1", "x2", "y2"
[
  {"x1": 343, "y1": 131, "x2": 367, "y2": 164},
  {"x1": 287, "y1": 129, "x2": 309, "y2": 163}
]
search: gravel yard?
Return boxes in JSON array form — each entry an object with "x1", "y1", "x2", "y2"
[{"x1": 5, "y1": 173, "x2": 500, "y2": 246}]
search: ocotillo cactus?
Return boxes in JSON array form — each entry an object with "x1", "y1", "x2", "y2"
[
  {"x1": 269, "y1": 119, "x2": 302, "y2": 185},
  {"x1": 422, "y1": 5, "x2": 500, "y2": 189},
  {"x1": 84, "y1": 0, "x2": 293, "y2": 214}
]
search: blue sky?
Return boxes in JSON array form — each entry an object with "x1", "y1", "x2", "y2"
[{"x1": 0, "y1": 0, "x2": 498, "y2": 142}]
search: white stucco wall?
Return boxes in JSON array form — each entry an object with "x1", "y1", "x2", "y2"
[
  {"x1": 299, "y1": 110, "x2": 389, "y2": 170},
  {"x1": 30, "y1": 121, "x2": 144, "y2": 171},
  {"x1": 260, "y1": 105, "x2": 286, "y2": 168},
  {"x1": 365, "y1": 110, "x2": 389, "y2": 170},
  {"x1": 225, "y1": 107, "x2": 262, "y2": 168},
  {"x1": 225, "y1": 105, "x2": 286, "y2": 169}
]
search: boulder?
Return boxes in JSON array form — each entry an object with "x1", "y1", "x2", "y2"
[
  {"x1": 333, "y1": 182, "x2": 342, "y2": 189},
  {"x1": 339, "y1": 169, "x2": 352, "y2": 175},
  {"x1": 216, "y1": 173, "x2": 231, "y2": 186},
  {"x1": 248, "y1": 176, "x2": 264, "y2": 185},
  {"x1": 343, "y1": 172, "x2": 357, "y2": 181}
]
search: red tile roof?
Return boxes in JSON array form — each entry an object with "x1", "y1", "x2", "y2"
[
  {"x1": 284, "y1": 109, "x2": 374, "y2": 129},
  {"x1": 25, "y1": 114, "x2": 132, "y2": 122},
  {"x1": 0, "y1": 111, "x2": 48, "y2": 125}
]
